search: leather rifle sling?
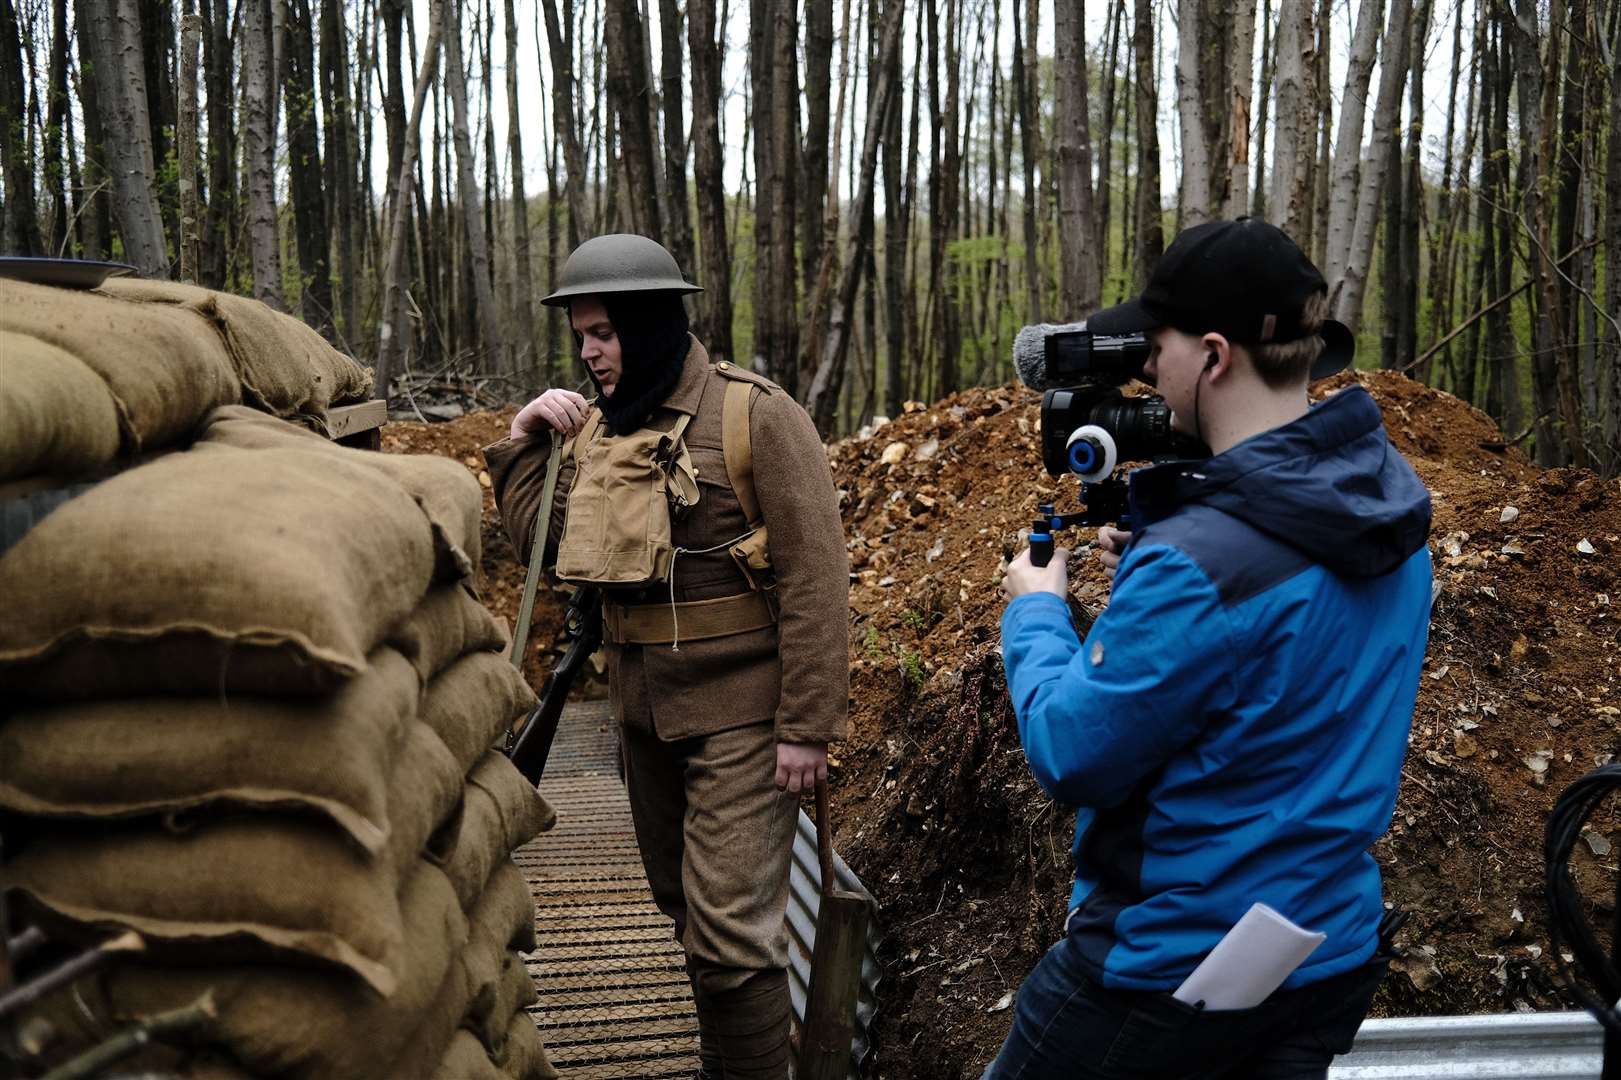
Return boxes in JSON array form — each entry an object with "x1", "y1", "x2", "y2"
[
  {"x1": 722, "y1": 378, "x2": 761, "y2": 527},
  {"x1": 508, "y1": 429, "x2": 566, "y2": 669}
]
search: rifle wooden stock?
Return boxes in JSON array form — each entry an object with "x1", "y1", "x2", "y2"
[{"x1": 506, "y1": 588, "x2": 602, "y2": 785}]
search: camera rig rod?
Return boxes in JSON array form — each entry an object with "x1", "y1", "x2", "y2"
[{"x1": 1028, "y1": 479, "x2": 1132, "y2": 568}]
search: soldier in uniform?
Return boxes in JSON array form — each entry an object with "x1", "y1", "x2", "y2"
[{"x1": 484, "y1": 234, "x2": 849, "y2": 1080}]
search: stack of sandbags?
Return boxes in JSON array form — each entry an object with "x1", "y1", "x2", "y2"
[
  {"x1": 0, "y1": 276, "x2": 374, "y2": 485},
  {"x1": 0, "y1": 406, "x2": 555, "y2": 1079}
]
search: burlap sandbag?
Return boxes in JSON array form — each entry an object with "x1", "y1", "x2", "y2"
[
  {"x1": 462, "y1": 858, "x2": 539, "y2": 1049},
  {"x1": 97, "y1": 277, "x2": 374, "y2": 423},
  {"x1": 0, "y1": 647, "x2": 421, "y2": 854},
  {"x1": 421, "y1": 652, "x2": 540, "y2": 775},
  {"x1": 22, "y1": 860, "x2": 470, "y2": 1080},
  {"x1": 0, "y1": 443, "x2": 440, "y2": 700},
  {"x1": 197, "y1": 404, "x2": 483, "y2": 576},
  {"x1": 466, "y1": 954, "x2": 539, "y2": 1059},
  {"x1": 0, "y1": 278, "x2": 242, "y2": 453},
  {"x1": 437, "y1": 1013, "x2": 560, "y2": 1080},
  {"x1": 0, "y1": 720, "x2": 466, "y2": 995},
  {"x1": 443, "y1": 753, "x2": 556, "y2": 910},
  {"x1": 381, "y1": 948, "x2": 478, "y2": 1080},
  {"x1": 0, "y1": 330, "x2": 125, "y2": 481},
  {"x1": 387, "y1": 583, "x2": 511, "y2": 686},
  {"x1": 499, "y1": 1011, "x2": 560, "y2": 1079}
]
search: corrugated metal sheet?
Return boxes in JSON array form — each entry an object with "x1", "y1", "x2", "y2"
[
  {"x1": 786, "y1": 809, "x2": 884, "y2": 1080},
  {"x1": 1330, "y1": 1012, "x2": 1605, "y2": 1079}
]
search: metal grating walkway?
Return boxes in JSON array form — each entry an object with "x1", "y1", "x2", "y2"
[{"x1": 516, "y1": 699, "x2": 702, "y2": 1078}]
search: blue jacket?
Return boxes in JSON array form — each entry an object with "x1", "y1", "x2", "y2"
[{"x1": 1000, "y1": 385, "x2": 1432, "y2": 991}]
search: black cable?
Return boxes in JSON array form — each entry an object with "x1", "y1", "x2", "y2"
[{"x1": 1543, "y1": 764, "x2": 1621, "y2": 1035}]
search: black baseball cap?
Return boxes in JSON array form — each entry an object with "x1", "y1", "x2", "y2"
[{"x1": 1088, "y1": 217, "x2": 1353, "y2": 380}]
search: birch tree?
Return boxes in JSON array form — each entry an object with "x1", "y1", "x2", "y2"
[
  {"x1": 1330, "y1": 0, "x2": 1411, "y2": 330},
  {"x1": 1268, "y1": 0, "x2": 1314, "y2": 238}
]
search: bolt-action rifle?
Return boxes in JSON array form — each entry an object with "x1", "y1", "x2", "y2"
[{"x1": 506, "y1": 585, "x2": 602, "y2": 785}]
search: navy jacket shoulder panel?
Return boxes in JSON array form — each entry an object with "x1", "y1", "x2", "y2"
[{"x1": 1132, "y1": 504, "x2": 1314, "y2": 607}]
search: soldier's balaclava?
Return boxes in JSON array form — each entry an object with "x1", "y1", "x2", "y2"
[{"x1": 580, "y1": 292, "x2": 691, "y2": 435}]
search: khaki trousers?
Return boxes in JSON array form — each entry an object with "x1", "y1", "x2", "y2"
[{"x1": 620, "y1": 713, "x2": 798, "y2": 993}]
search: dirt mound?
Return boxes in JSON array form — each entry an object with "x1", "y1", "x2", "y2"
[
  {"x1": 824, "y1": 376, "x2": 1619, "y2": 1077},
  {"x1": 382, "y1": 410, "x2": 585, "y2": 695}
]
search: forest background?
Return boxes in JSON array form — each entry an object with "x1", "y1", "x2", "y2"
[{"x1": 0, "y1": 0, "x2": 1616, "y2": 471}]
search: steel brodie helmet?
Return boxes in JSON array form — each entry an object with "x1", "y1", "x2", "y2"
[{"x1": 541, "y1": 233, "x2": 703, "y2": 307}]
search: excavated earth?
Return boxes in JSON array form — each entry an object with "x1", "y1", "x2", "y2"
[{"x1": 388, "y1": 372, "x2": 1620, "y2": 1079}]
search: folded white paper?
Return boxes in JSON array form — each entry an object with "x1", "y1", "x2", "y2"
[{"x1": 1172, "y1": 902, "x2": 1326, "y2": 1010}]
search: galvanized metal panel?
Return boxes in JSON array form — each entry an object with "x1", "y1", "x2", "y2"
[
  {"x1": 787, "y1": 809, "x2": 884, "y2": 1080},
  {"x1": 1330, "y1": 1012, "x2": 1604, "y2": 1079}
]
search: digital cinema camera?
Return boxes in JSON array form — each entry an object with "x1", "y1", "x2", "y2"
[{"x1": 1012, "y1": 322, "x2": 1209, "y2": 567}]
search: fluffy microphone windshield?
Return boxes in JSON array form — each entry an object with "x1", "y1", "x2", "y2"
[{"x1": 1012, "y1": 321, "x2": 1089, "y2": 389}]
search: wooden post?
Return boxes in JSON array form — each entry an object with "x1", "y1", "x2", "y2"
[{"x1": 797, "y1": 779, "x2": 870, "y2": 1080}]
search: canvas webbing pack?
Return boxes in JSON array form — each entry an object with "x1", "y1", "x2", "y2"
[{"x1": 511, "y1": 364, "x2": 781, "y2": 656}]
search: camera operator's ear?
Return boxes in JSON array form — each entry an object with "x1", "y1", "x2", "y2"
[{"x1": 1205, "y1": 352, "x2": 1218, "y2": 371}]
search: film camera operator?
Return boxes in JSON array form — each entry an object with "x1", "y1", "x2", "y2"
[{"x1": 986, "y1": 218, "x2": 1434, "y2": 1079}]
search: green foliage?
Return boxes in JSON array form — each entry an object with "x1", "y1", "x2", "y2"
[
  {"x1": 898, "y1": 646, "x2": 926, "y2": 690},
  {"x1": 862, "y1": 623, "x2": 884, "y2": 658}
]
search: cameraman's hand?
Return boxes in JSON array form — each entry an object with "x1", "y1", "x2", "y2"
[
  {"x1": 511, "y1": 389, "x2": 591, "y2": 440},
  {"x1": 1096, "y1": 526, "x2": 1131, "y2": 579},
  {"x1": 1002, "y1": 546, "x2": 1070, "y2": 600}
]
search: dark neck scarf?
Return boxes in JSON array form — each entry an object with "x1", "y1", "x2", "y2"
[{"x1": 582, "y1": 292, "x2": 692, "y2": 435}]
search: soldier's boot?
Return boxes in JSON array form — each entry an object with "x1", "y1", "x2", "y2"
[{"x1": 692, "y1": 968, "x2": 791, "y2": 1080}]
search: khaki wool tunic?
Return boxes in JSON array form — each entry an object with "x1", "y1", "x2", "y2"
[{"x1": 483, "y1": 336, "x2": 850, "y2": 746}]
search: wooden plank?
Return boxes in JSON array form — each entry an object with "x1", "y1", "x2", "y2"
[{"x1": 326, "y1": 399, "x2": 387, "y2": 439}]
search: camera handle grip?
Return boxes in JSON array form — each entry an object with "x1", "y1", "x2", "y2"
[{"x1": 1030, "y1": 530, "x2": 1054, "y2": 568}]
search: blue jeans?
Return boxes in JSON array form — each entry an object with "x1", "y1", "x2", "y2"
[{"x1": 980, "y1": 932, "x2": 1386, "y2": 1080}]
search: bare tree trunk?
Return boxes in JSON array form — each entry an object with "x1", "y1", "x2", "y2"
[
  {"x1": 937, "y1": 0, "x2": 963, "y2": 393},
  {"x1": 1013, "y1": 7, "x2": 1043, "y2": 319},
  {"x1": 1604, "y1": 0, "x2": 1621, "y2": 472},
  {"x1": 538, "y1": 0, "x2": 587, "y2": 245},
  {"x1": 501, "y1": 0, "x2": 537, "y2": 376},
  {"x1": 1054, "y1": 0, "x2": 1100, "y2": 312},
  {"x1": 321, "y1": 0, "x2": 359, "y2": 339},
  {"x1": 1268, "y1": 0, "x2": 1314, "y2": 238},
  {"x1": 44, "y1": 0, "x2": 71, "y2": 255},
  {"x1": 1223, "y1": 0, "x2": 1257, "y2": 220},
  {"x1": 657, "y1": 0, "x2": 694, "y2": 305},
  {"x1": 2, "y1": 0, "x2": 43, "y2": 254},
  {"x1": 242, "y1": 0, "x2": 283, "y2": 303},
  {"x1": 79, "y1": 0, "x2": 168, "y2": 276},
  {"x1": 688, "y1": 0, "x2": 733, "y2": 357},
  {"x1": 443, "y1": 1, "x2": 502, "y2": 367},
  {"x1": 1132, "y1": 0, "x2": 1162, "y2": 287},
  {"x1": 604, "y1": 0, "x2": 662, "y2": 237},
  {"x1": 1331, "y1": 0, "x2": 1411, "y2": 331},
  {"x1": 1095, "y1": 0, "x2": 1125, "y2": 252},
  {"x1": 882, "y1": 0, "x2": 905, "y2": 414},
  {"x1": 377, "y1": 0, "x2": 442, "y2": 395},
  {"x1": 1394, "y1": 0, "x2": 1432, "y2": 371},
  {"x1": 751, "y1": 0, "x2": 800, "y2": 390},
  {"x1": 285, "y1": 0, "x2": 333, "y2": 335},
  {"x1": 1175, "y1": 0, "x2": 1213, "y2": 223},
  {"x1": 1320, "y1": 0, "x2": 1382, "y2": 291},
  {"x1": 177, "y1": 3, "x2": 201, "y2": 279},
  {"x1": 804, "y1": 0, "x2": 906, "y2": 433},
  {"x1": 802, "y1": 0, "x2": 834, "y2": 305},
  {"x1": 201, "y1": 0, "x2": 234, "y2": 285},
  {"x1": 1251, "y1": 0, "x2": 1272, "y2": 216}
]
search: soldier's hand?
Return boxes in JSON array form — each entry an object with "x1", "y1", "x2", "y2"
[
  {"x1": 1096, "y1": 526, "x2": 1131, "y2": 579},
  {"x1": 512, "y1": 389, "x2": 591, "y2": 440},
  {"x1": 775, "y1": 740, "x2": 828, "y2": 794},
  {"x1": 1002, "y1": 546, "x2": 1070, "y2": 600}
]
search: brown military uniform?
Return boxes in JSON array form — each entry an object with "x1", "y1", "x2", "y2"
[{"x1": 484, "y1": 335, "x2": 849, "y2": 1076}]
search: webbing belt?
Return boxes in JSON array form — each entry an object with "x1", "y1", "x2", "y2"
[{"x1": 602, "y1": 590, "x2": 776, "y2": 646}]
